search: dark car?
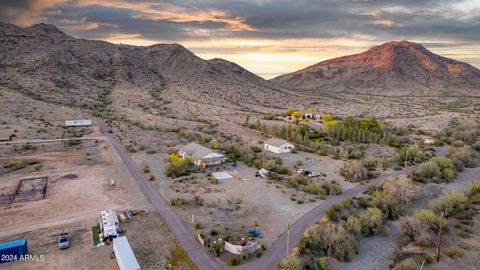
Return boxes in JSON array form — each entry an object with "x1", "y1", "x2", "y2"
[{"x1": 58, "y1": 233, "x2": 70, "y2": 250}]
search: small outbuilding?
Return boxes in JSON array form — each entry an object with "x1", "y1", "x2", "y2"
[
  {"x1": 65, "y1": 119, "x2": 92, "y2": 127},
  {"x1": 212, "y1": 171, "x2": 233, "y2": 181},
  {"x1": 264, "y1": 138, "x2": 294, "y2": 154}
]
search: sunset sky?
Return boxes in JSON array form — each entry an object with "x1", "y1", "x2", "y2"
[{"x1": 1, "y1": 0, "x2": 479, "y2": 78}]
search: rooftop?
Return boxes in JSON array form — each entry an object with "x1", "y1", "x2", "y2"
[
  {"x1": 264, "y1": 138, "x2": 291, "y2": 147},
  {"x1": 180, "y1": 142, "x2": 217, "y2": 158}
]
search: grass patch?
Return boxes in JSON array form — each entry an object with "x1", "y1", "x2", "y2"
[{"x1": 91, "y1": 225, "x2": 100, "y2": 245}]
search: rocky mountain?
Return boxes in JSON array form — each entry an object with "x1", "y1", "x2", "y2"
[
  {"x1": 0, "y1": 21, "x2": 283, "y2": 109},
  {"x1": 271, "y1": 41, "x2": 480, "y2": 96}
]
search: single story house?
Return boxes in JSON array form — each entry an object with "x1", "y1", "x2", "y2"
[
  {"x1": 179, "y1": 142, "x2": 226, "y2": 168},
  {"x1": 264, "y1": 138, "x2": 294, "y2": 154}
]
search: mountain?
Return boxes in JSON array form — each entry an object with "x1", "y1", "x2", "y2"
[
  {"x1": 0, "y1": 21, "x2": 284, "y2": 109},
  {"x1": 271, "y1": 41, "x2": 480, "y2": 96}
]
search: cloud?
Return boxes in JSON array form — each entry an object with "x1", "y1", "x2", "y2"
[{"x1": 0, "y1": 0, "x2": 479, "y2": 75}]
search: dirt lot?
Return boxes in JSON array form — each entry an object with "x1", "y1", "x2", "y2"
[
  {"x1": 133, "y1": 148, "x2": 353, "y2": 248},
  {"x1": 0, "y1": 121, "x2": 192, "y2": 269}
]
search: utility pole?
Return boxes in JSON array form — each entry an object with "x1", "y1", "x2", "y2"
[
  {"x1": 404, "y1": 148, "x2": 409, "y2": 174},
  {"x1": 436, "y1": 212, "x2": 445, "y2": 262},
  {"x1": 286, "y1": 219, "x2": 291, "y2": 257}
]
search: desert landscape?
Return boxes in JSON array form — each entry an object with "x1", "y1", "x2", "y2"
[{"x1": 0, "y1": 1, "x2": 480, "y2": 270}]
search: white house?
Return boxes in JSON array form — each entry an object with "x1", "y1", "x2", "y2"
[
  {"x1": 264, "y1": 138, "x2": 294, "y2": 154},
  {"x1": 179, "y1": 142, "x2": 227, "y2": 168}
]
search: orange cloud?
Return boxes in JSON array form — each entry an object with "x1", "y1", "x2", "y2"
[
  {"x1": 76, "y1": 0, "x2": 254, "y2": 31},
  {"x1": 359, "y1": 10, "x2": 397, "y2": 27}
]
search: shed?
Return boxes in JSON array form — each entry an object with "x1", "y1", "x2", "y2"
[
  {"x1": 212, "y1": 171, "x2": 233, "y2": 181},
  {"x1": 264, "y1": 138, "x2": 294, "y2": 154},
  {"x1": 0, "y1": 238, "x2": 28, "y2": 264},
  {"x1": 65, "y1": 119, "x2": 92, "y2": 127}
]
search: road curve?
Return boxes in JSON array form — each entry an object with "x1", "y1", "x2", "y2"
[{"x1": 98, "y1": 118, "x2": 444, "y2": 270}]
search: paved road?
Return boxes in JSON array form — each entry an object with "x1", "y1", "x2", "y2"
[
  {"x1": 99, "y1": 118, "x2": 448, "y2": 270},
  {"x1": 97, "y1": 120, "x2": 224, "y2": 270},
  {"x1": 0, "y1": 136, "x2": 106, "y2": 145}
]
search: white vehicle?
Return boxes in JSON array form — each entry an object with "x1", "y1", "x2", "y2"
[
  {"x1": 113, "y1": 236, "x2": 140, "y2": 270},
  {"x1": 297, "y1": 169, "x2": 321, "y2": 177},
  {"x1": 99, "y1": 210, "x2": 120, "y2": 241}
]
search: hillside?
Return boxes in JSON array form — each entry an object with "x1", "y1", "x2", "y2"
[
  {"x1": 0, "y1": 21, "x2": 284, "y2": 110},
  {"x1": 271, "y1": 41, "x2": 480, "y2": 96}
]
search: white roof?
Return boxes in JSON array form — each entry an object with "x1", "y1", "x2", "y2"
[
  {"x1": 113, "y1": 237, "x2": 140, "y2": 270},
  {"x1": 65, "y1": 119, "x2": 92, "y2": 127},
  {"x1": 212, "y1": 171, "x2": 233, "y2": 180},
  {"x1": 264, "y1": 138, "x2": 293, "y2": 147}
]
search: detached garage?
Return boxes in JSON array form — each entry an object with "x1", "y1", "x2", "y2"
[{"x1": 264, "y1": 138, "x2": 294, "y2": 154}]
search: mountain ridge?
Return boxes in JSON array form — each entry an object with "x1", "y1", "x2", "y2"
[
  {"x1": 0, "y1": 21, "x2": 280, "y2": 109},
  {"x1": 271, "y1": 40, "x2": 480, "y2": 96}
]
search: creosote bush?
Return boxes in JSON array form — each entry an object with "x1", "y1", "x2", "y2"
[{"x1": 340, "y1": 162, "x2": 368, "y2": 182}]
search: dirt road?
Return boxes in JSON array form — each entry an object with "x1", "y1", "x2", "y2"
[
  {"x1": 98, "y1": 117, "x2": 442, "y2": 270},
  {"x1": 97, "y1": 120, "x2": 222, "y2": 270}
]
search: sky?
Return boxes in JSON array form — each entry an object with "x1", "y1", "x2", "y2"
[{"x1": 1, "y1": 0, "x2": 479, "y2": 78}]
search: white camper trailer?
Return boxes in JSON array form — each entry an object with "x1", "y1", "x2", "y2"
[{"x1": 113, "y1": 236, "x2": 140, "y2": 270}]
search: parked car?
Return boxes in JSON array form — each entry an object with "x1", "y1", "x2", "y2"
[
  {"x1": 255, "y1": 168, "x2": 269, "y2": 178},
  {"x1": 58, "y1": 233, "x2": 70, "y2": 250},
  {"x1": 297, "y1": 169, "x2": 321, "y2": 177}
]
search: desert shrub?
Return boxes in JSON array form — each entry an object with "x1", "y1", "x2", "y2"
[
  {"x1": 165, "y1": 156, "x2": 195, "y2": 177},
  {"x1": 371, "y1": 176, "x2": 419, "y2": 219},
  {"x1": 278, "y1": 254, "x2": 303, "y2": 270},
  {"x1": 170, "y1": 197, "x2": 187, "y2": 206},
  {"x1": 394, "y1": 146, "x2": 426, "y2": 165},
  {"x1": 361, "y1": 156, "x2": 377, "y2": 170},
  {"x1": 328, "y1": 182, "x2": 342, "y2": 195},
  {"x1": 304, "y1": 182, "x2": 327, "y2": 196},
  {"x1": 3, "y1": 160, "x2": 26, "y2": 170},
  {"x1": 338, "y1": 146, "x2": 364, "y2": 160},
  {"x1": 449, "y1": 146, "x2": 476, "y2": 168},
  {"x1": 414, "y1": 209, "x2": 441, "y2": 229},
  {"x1": 340, "y1": 162, "x2": 368, "y2": 182},
  {"x1": 428, "y1": 191, "x2": 468, "y2": 217},
  {"x1": 451, "y1": 128, "x2": 479, "y2": 145},
  {"x1": 326, "y1": 205, "x2": 340, "y2": 219},
  {"x1": 398, "y1": 217, "x2": 436, "y2": 247},
  {"x1": 300, "y1": 223, "x2": 357, "y2": 262},
  {"x1": 466, "y1": 181, "x2": 480, "y2": 198},
  {"x1": 346, "y1": 207, "x2": 384, "y2": 235},
  {"x1": 411, "y1": 157, "x2": 457, "y2": 182}
]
